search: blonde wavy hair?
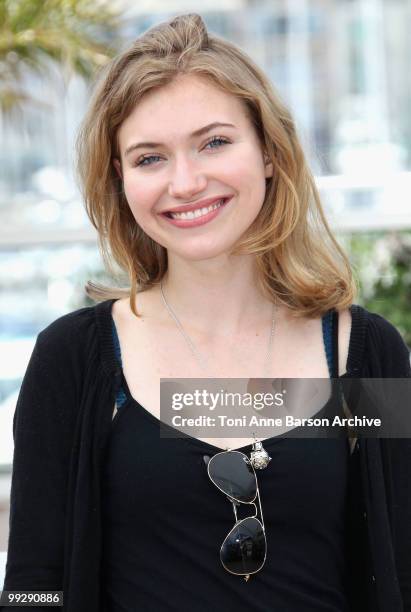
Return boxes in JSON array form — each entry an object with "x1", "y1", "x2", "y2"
[{"x1": 77, "y1": 12, "x2": 356, "y2": 318}]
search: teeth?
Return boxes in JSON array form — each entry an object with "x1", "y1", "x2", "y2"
[{"x1": 169, "y1": 199, "x2": 225, "y2": 220}]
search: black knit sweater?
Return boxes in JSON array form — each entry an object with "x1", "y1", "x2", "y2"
[{"x1": 1, "y1": 301, "x2": 410, "y2": 612}]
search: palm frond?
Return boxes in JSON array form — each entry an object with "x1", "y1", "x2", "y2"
[{"x1": 0, "y1": 0, "x2": 121, "y2": 113}]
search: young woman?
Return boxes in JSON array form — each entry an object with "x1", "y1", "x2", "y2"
[{"x1": 2, "y1": 13, "x2": 410, "y2": 612}]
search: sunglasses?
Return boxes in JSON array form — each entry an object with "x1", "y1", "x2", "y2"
[{"x1": 207, "y1": 450, "x2": 267, "y2": 582}]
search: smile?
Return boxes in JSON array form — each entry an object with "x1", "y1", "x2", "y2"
[
  {"x1": 161, "y1": 197, "x2": 232, "y2": 228},
  {"x1": 170, "y1": 199, "x2": 225, "y2": 220}
]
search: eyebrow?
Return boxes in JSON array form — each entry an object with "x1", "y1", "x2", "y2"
[{"x1": 124, "y1": 122, "x2": 236, "y2": 157}]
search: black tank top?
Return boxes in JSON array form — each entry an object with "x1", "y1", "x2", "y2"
[{"x1": 101, "y1": 309, "x2": 349, "y2": 612}]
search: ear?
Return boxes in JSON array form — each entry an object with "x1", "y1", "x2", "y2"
[
  {"x1": 264, "y1": 153, "x2": 274, "y2": 179},
  {"x1": 113, "y1": 158, "x2": 123, "y2": 180}
]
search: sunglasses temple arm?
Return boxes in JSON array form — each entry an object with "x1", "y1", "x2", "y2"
[
  {"x1": 229, "y1": 499, "x2": 239, "y2": 522},
  {"x1": 256, "y1": 485, "x2": 266, "y2": 532}
]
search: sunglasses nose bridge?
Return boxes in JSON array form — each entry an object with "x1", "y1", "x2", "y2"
[
  {"x1": 228, "y1": 497, "x2": 259, "y2": 524},
  {"x1": 232, "y1": 500, "x2": 259, "y2": 522}
]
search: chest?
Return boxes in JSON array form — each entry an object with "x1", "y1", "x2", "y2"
[{"x1": 112, "y1": 305, "x2": 332, "y2": 450}]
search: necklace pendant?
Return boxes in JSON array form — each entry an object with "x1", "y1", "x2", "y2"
[{"x1": 250, "y1": 440, "x2": 272, "y2": 470}]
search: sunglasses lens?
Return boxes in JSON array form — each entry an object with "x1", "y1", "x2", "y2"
[
  {"x1": 221, "y1": 517, "x2": 266, "y2": 575},
  {"x1": 208, "y1": 451, "x2": 256, "y2": 502}
]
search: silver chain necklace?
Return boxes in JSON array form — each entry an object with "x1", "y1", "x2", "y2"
[
  {"x1": 160, "y1": 280, "x2": 276, "y2": 378},
  {"x1": 159, "y1": 280, "x2": 276, "y2": 469}
]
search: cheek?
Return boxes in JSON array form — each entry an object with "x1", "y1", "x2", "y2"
[
  {"x1": 225, "y1": 144, "x2": 266, "y2": 183},
  {"x1": 227, "y1": 156, "x2": 267, "y2": 206},
  {"x1": 123, "y1": 175, "x2": 159, "y2": 219}
]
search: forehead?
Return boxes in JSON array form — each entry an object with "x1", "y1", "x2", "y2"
[{"x1": 117, "y1": 74, "x2": 251, "y2": 148}]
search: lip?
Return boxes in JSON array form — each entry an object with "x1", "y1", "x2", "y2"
[{"x1": 160, "y1": 196, "x2": 232, "y2": 229}]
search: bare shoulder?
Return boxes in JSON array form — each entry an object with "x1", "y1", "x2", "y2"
[
  {"x1": 111, "y1": 295, "x2": 128, "y2": 320},
  {"x1": 111, "y1": 289, "x2": 169, "y2": 349},
  {"x1": 111, "y1": 297, "x2": 134, "y2": 338},
  {"x1": 112, "y1": 289, "x2": 160, "y2": 324},
  {"x1": 338, "y1": 307, "x2": 352, "y2": 376}
]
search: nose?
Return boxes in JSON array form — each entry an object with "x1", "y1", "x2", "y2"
[{"x1": 168, "y1": 156, "x2": 207, "y2": 200}]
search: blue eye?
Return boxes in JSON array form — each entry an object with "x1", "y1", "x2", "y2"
[
  {"x1": 205, "y1": 136, "x2": 230, "y2": 149},
  {"x1": 136, "y1": 155, "x2": 162, "y2": 167}
]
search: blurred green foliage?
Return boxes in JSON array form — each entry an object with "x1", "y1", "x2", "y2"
[
  {"x1": 344, "y1": 230, "x2": 411, "y2": 347},
  {"x1": 0, "y1": 0, "x2": 121, "y2": 114}
]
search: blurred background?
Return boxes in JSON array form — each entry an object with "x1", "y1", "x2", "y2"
[{"x1": 0, "y1": 0, "x2": 411, "y2": 578}]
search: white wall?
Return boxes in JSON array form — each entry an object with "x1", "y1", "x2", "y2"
[{"x1": 0, "y1": 550, "x2": 6, "y2": 589}]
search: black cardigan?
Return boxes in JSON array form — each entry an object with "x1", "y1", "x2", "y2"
[{"x1": 1, "y1": 301, "x2": 410, "y2": 612}]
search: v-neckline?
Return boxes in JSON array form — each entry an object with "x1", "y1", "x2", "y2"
[{"x1": 102, "y1": 299, "x2": 362, "y2": 453}]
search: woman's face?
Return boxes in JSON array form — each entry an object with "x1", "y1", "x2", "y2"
[{"x1": 115, "y1": 73, "x2": 273, "y2": 261}]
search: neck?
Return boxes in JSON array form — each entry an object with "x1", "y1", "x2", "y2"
[{"x1": 155, "y1": 253, "x2": 274, "y2": 338}]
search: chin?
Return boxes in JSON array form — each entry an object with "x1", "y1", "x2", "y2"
[
  {"x1": 181, "y1": 251, "x2": 245, "y2": 265},
  {"x1": 170, "y1": 235, "x2": 242, "y2": 259}
]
